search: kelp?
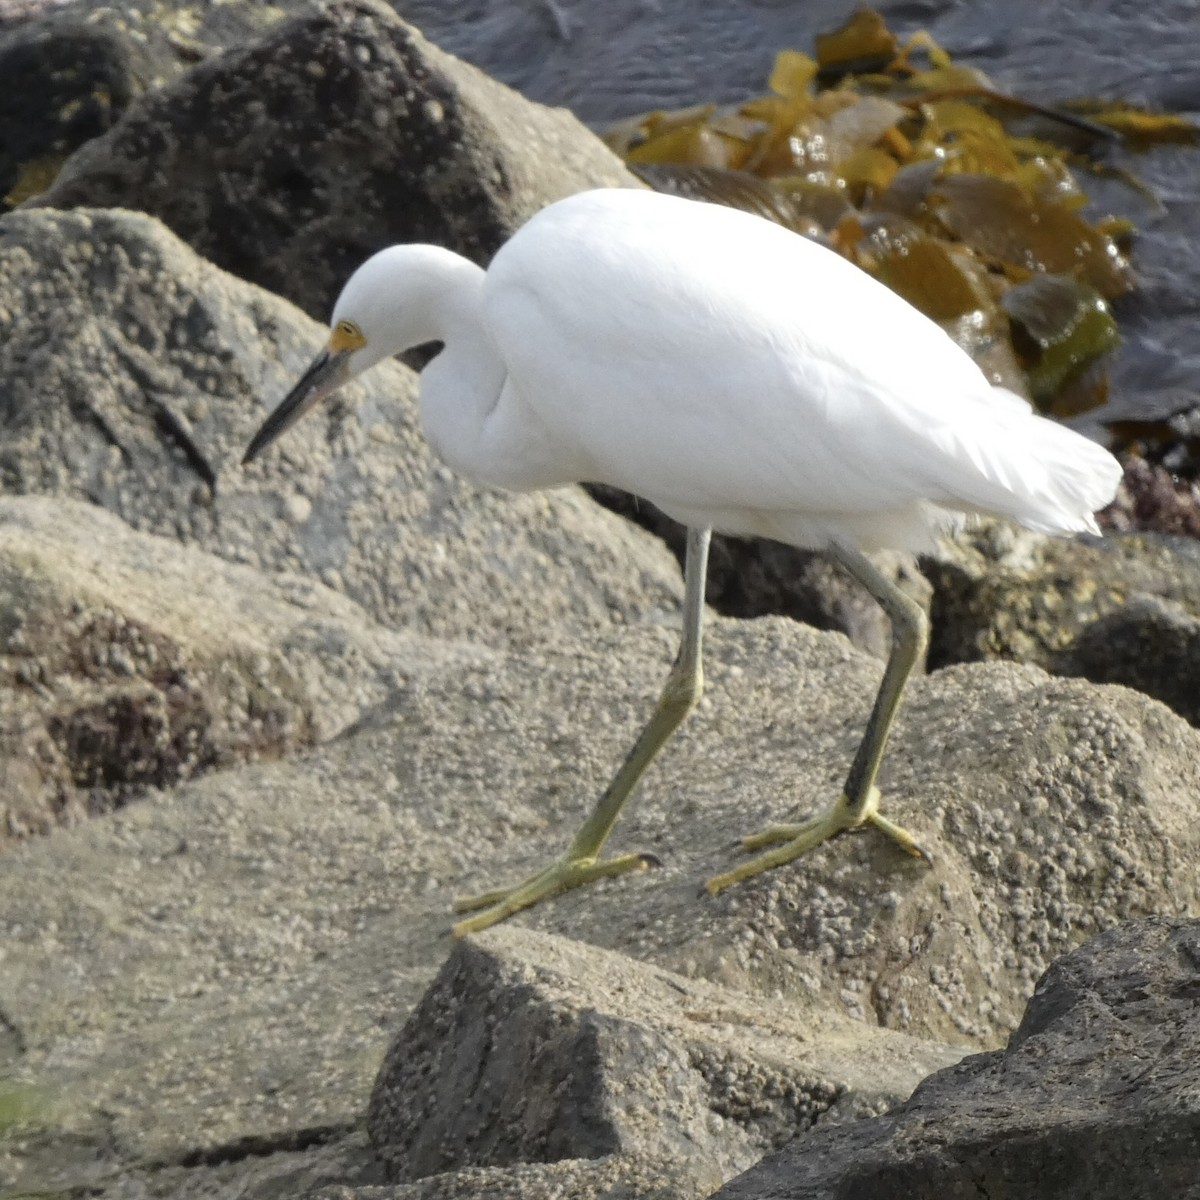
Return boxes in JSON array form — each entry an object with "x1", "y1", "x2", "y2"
[
  {"x1": 1001, "y1": 275, "x2": 1120, "y2": 416},
  {"x1": 604, "y1": 7, "x2": 1197, "y2": 425},
  {"x1": 1060, "y1": 99, "x2": 1200, "y2": 150},
  {"x1": 927, "y1": 173, "x2": 1132, "y2": 298}
]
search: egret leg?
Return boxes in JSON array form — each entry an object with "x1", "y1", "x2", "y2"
[
  {"x1": 453, "y1": 526, "x2": 712, "y2": 936},
  {"x1": 706, "y1": 539, "x2": 930, "y2": 896}
]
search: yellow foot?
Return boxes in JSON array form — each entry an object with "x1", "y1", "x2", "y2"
[
  {"x1": 705, "y1": 787, "x2": 930, "y2": 896},
  {"x1": 452, "y1": 850, "x2": 660, "y2": 937}
]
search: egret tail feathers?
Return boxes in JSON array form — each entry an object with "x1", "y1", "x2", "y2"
[
  {"x1": 1005, "y1": 415, "x2": 1122, "y2": 534},
  {"x1": 926, "y1": 400, "x2": 1122, "y2": 536}
]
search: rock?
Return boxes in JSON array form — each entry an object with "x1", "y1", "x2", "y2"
[
  {"x1": 3, "y1": 614, "x2": 1199, "y2": 1194},
  {"x1": 0, "y1": 0, "x2": 320, "y2": 104},
  {"x1": 0, "y1": 205, "x2": 681, "y2": 649},
  {"x1": 307, "y1": 1154, "x2": 683, "y2": 1200},
  {"x1": 27, "y1": 0, "x2": 635, "y2": 319},
  {"x1": 0, "y1": 14, "x2": 156, "y2": 209},
  {"x1": 0, "y1": 493, "x2": 488, "y2": 844},
  {"x1": 366, "y1": 927, "x2": 960, "y2": 1193},
  {"x1": 1070, "y1": 595, "x2": 1200, "y2": 726},
  {"x1": 926, "y1": 519, "x2": 1200, "y2": 725},
  {"x1": 710, "y1": 917, "x2": 1200, "y2": 1200}
]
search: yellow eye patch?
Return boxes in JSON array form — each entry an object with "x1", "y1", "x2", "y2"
[{"x1": 329, "y1": 319, "x2": 367, "y2": 353}]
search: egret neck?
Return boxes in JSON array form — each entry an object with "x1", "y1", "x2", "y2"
[{"x1": 339, "y1": 247, "x2": 501, "y2": 484}]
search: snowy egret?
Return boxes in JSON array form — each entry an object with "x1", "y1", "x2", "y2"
[{"x1": 243, "y1": 187, "x2": 1122, "y2": 936}]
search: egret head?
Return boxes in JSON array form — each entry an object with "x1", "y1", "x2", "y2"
[{"x1": 241, "y1": 250, "x2": 407, "y2": 465}]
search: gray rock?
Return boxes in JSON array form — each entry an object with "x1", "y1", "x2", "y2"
[
  {"x1": 711, "y1": 917, "x2": 1200, "y2": 1200},
  {"x1": 0, "y1": 205, "x2": 681, "y2": 648},
  {"x1": 3, "y1": 614, "x2": 1200, "y2": 1194},
  {"x1": 0, "y1": 493, "x2": 488, "y2": 843},
  {"x1": 306, "y1": 1154, "x2": 683, "y2": 1200},
  {"x1": 1070, "y1": 595, "x2": 1200, "y2": 725},
  {"x1": 0, "y1": 13, "x2": 155, "y2": 209},
  {"x1": 926, "y1": 520, "x2": 1200, "y2": 725},
  {"x1": 366, "y1": 927, "x2": 960, "y2": 1193},
  {"x1": 27, "y1": 0, "x2": 635, "y2": 319},
  {"x1": 0, "y1": 7, "x2": 1193, "y2": 1200}
]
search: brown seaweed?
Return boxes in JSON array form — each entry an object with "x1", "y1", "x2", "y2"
[{"x1": 603, "y1": 7, "x2": 1195, "y2": 425}]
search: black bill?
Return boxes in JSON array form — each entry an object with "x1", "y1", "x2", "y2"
[{"x1": 242, "y1": 348, "x2": 350, "y2": 465}]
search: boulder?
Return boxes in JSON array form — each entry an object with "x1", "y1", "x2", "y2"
[
  {"x1": 0, "y1": 0, "x2": 335, "y2": 219},
  {"x1": 366, "y1": 927, "x2": 961, "y2": 1193},
  {"x1": 927, "y1": 519, "x2": 1200, "y2": 725},
  {"x1": 0, "y1": 493, "x2": 488, "y2": 843},
  {"x1": 0, "y1": 5, "x2": 1196, "y2": 1199},
  {"x1": 0, "y1": 13, "x2": 155, "y2": 209},
  {"x1": 308, "y1": 1153, "x2": 686, "y2": 1200},
  {"x1": 711, "y1": 917, "x2": 1200, "y2": 1200},
  {"x1": 1070, "y1": 595, "x2": 1200, "y2": 726},
  {"x1": 3, "y1": 614, "x2": 1199, "y2": 1194}
]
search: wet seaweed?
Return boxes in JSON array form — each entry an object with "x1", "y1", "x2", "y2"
[{"x1": 605, "y1": 7, "x2": 1197, "y2": 440}]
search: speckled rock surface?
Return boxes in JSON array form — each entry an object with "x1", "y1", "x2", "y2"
[
  {"x1": 0, "y1": 5, "x2": 1193, "y2": 1199},
  {"x1": 307, "y1": 1154, "x2": 685, "y2": 1200},
  {"x1": 27, "y1": 0, "x2": 636, "y2": 319},
  {"x1": 366, "y1": 928, "x2": 961, "y2": 1192},
  {"x1": 3, "y1": 615, "x2": 1198, "y2": 1195},
  {"x1": 0, "y1": 205, "x2": 681, "y2": 648},
  {"x1": 0, "y1": 14, "x2": 155, "y2": 208},
  {"x1": 36, "y1": 1134, "x2": 688, "y2": 1200},
  {"x1": 711, "y1": 917, "x2": 1200, "y2": 1200},
  {"x1": 0, "y1": 493, "x2": 488, "y2": 844},
  {"x1": 927, "y1": 520, "x2": 1200, "y2": 724}
]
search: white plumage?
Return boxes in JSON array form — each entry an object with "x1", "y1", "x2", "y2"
[
  {"x1": 244, "y1": 186, "x2": 1123, "y2": 934},
  {"x1": 476, "y1": 189, "x2": 1118, "y2": 549}
]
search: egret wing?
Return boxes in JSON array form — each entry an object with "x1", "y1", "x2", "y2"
[{"x1": 483, "y1": 190, "x2": 1116, "y2": 532}]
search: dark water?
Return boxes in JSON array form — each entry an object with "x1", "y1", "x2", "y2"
[
  {"x1": 393, "y1": 1, "x2": 1200, "y2": 125},
  {"x1": 395, "y1": 0, "x2": 1200, "y2": 436}
]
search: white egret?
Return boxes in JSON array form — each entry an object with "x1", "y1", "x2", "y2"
[{"x1": 243, "y1": 187, "x2": 1122, "y2": 936}]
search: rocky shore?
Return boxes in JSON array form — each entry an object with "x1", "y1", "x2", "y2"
[{"x1": 1, "y1": 2, "x2": 1199, "y2": 1197}]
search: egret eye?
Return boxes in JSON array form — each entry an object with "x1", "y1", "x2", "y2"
[{"x1": 329, "y1": 319, "x2": 367, "y2": 353}]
